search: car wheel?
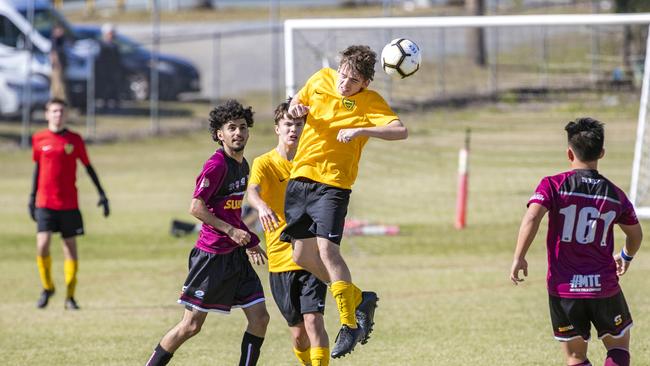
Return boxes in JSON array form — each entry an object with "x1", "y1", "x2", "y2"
[{"x1": 129, "y1": 73, "x2": 149, "y2": 101}]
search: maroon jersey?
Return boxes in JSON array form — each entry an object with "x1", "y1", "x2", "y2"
[
  {"x1": 192, "y1": 149, "x2": 259, "y2": 254},
  {"x1": 528, "y1": 169, "x2": 638, "y2": 299},
  {"x1": 32, "y1": 129, "x2": 90, "y2": 210}
]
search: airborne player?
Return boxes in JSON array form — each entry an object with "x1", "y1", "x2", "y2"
[{"x1": 283, "y1": 45, "x2": 408, "y2": 358}]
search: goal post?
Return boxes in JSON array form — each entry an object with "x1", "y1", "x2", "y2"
[
  {"x1": 284, "y1": 13, "x2": 650, "y2": 96},
  {"x1": 630, "y1": 24, "x2": 650, "y2": 218},
  {"x1": 284, "y1": 13, "x2": 650, "y2": 218}
]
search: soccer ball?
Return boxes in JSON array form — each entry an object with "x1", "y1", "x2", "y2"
[{"x1": 380, "y1": 38, "x2": 422, "y2": 79}]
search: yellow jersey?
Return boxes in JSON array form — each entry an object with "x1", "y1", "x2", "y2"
[
  {"x1": 291, "y1": 67, "x2": 398, "y2": 189},
  {"x1": 249, "y1": 148, "x2": 302, "y2": 272}
]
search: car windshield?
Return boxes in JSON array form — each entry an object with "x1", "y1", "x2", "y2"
[
  {"x1": 115, "y1": 34, "x2": 141, "y2": 55},
  {"x1": 18, "y1": 8, "x2": 72, "y2": 40}
]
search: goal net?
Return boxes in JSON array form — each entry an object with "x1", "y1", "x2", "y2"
[{"x1": 284, "y1": 14, "x2": 650, "y2": 225}]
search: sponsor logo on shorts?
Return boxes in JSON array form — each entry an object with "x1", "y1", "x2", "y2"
[
  {"x1": 558, "y1": 325, "x2": 574, "y2": 332},
  {"x1": 317, "y1": 302, "x2": 325, "y2": 309},
  {"x1": 76, "y1": 228, "x2": 83, "y2": 234},
  {"x1": 195, "y1": 290, "x2": 205, "y2": 299},
  {"x1": 327, "y1": 233, "x2": 340, "y2": 239},
  {"x1": 614, "y1": 314, "x2": 622, "y2": 326}
]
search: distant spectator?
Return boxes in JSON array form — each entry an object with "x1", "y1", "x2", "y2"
[
  {"x1": 95, "y1": 23, "x2": 124, "y2": 110},
  {"x1": 49, "y1": 24, "x2": 68, "y2": 103}
]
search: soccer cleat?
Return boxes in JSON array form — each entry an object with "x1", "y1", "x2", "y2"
[
  {"x1": 64, "y1": 297, "x2": 80, "y2": 310},
  {"x1": 356, "y1": 291, "x2": 379, "y2": 345},
  {"x1": 36, "y1": 289, "x2": 55, "y2": 309},
  {"x1": 331, "y1": 324, "x2": 363, "y2": 359}
]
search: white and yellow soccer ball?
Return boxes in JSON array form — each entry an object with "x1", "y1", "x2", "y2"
[{"x1": 380, "y1": 38, "x2": 421, "y2": 79}]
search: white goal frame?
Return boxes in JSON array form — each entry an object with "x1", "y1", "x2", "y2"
[{"x1": 284, "y1": 13, "x2": 650, "y2": 217}]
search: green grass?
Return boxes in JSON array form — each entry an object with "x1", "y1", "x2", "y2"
[{"x1": 1, "y1": 94, "x2": 649, "y2": 365}]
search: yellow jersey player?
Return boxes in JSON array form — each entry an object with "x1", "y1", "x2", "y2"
[
  {"x1": 281, "y1": 45, "x2": 408, "y2": 358},
  {"x1": 247, "y1": 100, "x2": 330, "y2": 366}
]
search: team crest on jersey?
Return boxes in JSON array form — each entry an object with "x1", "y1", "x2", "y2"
[
  {"x1": 342, "y1": 97, "x2": 355, "y2": 111},
  {"x1": 64, "y1": 143, "x2": 74, "y2": 154},
  {"x1": 200, "y1": 178, "x2": 210, "y2": 188}
]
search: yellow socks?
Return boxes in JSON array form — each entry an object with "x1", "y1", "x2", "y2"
[
  {"x1": 64, "y1": 259, "x2": 78, "y2": 299},
  {"x1": 36, "y1": 255, "x2": 54, "y2": 291},
  {"x1": 293, "y1": 347, "x2": 311, "y2": 365},
  {"x1": 310, "y1": 347, "x2": 329, "y2": 366},
  {"x1": 330, "y1": 281, "x2": 362, "y2": 327}
]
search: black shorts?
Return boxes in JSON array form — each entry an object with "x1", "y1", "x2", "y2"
[
  {"x1": 178, "y1": 247, "x2": 265, "y2": 314},
  {"x1": 36, "y1": 208, "x2": 84, "y2": 239},
  {"x1": 270, "y1": 270, "x2": 327, "y2": 326},
  {"x1": 549, "y1": 292, "x2": 633, "y2": 341},
  {"x1": 280, "y1": 178, "x2": 350, "y2": 245}
]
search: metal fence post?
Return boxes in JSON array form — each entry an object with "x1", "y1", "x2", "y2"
[
  {"x1": 212, "y1": 32, "x2": 221, "y2": 106},
  {"x1": 20, "y1": 0, "x2": 35, "y2": 149},
  {"x1": 86, "y1": 52, "x2": 96, "y2": 140},
  {"x1": 150, "y1": 0, "x2": 160, "y2": 135}
]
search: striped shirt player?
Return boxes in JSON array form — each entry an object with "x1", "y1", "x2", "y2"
[
  {"x1": 179, "y1": 148, "x2": 264, "y2": 310},
  {"x1": 510, "y1": 117, "x2": 642, "y2": 366},
  {"x1": 529, "y1": 170, "x2": 638, "y2": 301},
  {"x1": 146, "y1": 100, "x2": 269, "y2": 366}
]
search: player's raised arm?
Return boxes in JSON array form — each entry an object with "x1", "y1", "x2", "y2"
[
  {"x1": 614, "y1": 223, "x2": 643, "y2": 276},
  {"x1": 337, "y1": 119, "x2": 408, "y2": 143},
  {"x1": 510, "y1": 203, "x2": 548, "y2": 285},
  {"x1": 189, "y1": 197, "x2": 250, "y2": 246},
  {"x1": 246, "y1": 183, "x2": 280, "y2": 231}
]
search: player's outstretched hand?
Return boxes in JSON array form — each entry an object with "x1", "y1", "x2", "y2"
[
  {"x1": 28, "y1": 195, "x2": 36, "y2": 221},
  {"x1": 246, "y1": 245, "x2": 267, "y2": 266},
  {"x1": 614, "y1": 253, "x2": 631, "y2": 276},
  {"x1": 227, "y1": 226, "x2": 251, "y2": 246},
  {"x1": 257, "y1": 204, "x2": 280, "y2": 232},
  {"x1": 98, "y1": 194, "x2": 110, "y2": 217},
  {"x1": 288, "y1": 103, "x2": 309, "y2": 118},
  {"x1": 510, "y1": 258, "x2": 528, "y2": 285}
]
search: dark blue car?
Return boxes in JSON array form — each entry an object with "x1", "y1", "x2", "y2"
[{"x1": 73, "y1": 25, "x2": 201, "y2": 101}]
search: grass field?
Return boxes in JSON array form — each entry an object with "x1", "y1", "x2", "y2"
[{"x1": 1, "y1": 93, "x2": 649, "y2": 365}]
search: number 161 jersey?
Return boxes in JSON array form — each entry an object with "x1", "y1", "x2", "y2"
[{"x1": 528, "y1": 169, "x2": 638, "y2": 299}]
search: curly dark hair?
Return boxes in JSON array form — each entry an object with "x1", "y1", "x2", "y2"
[
  {"x1": 565, "y1": 117, "x2": 604, "y2": 162},
  {"x1": 208, "y1": 99, "x2": 254, "y2": 144},
  {"x1": 339, "y1": 45, "x2": 376, "y2": 81}
]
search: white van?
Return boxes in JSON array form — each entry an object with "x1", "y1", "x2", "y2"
[{"x1": 0, "y1": 0, "x2": 94, "y2": 113}]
